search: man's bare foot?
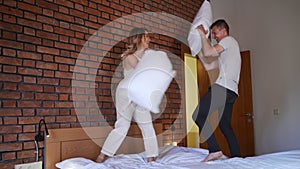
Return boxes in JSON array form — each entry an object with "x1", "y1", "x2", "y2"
[
  {"x1": 202, "y1": 151, "x2": 223, "y2": 162},
  {"x1": 147, "y1": 157, "x2": 155, "y2": 162},
  {"x1": 96, "y1": 153, "x2": 108, "y2": 163}
]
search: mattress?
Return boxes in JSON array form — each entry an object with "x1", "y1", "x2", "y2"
[{"x1": 56, "y1": 146, "x2": 300, "y2": 169}]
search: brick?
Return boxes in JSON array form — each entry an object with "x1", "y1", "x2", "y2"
[
  {"x1": 0, "y1": 74, "x2": 22, "y2": 83},
  {"x1": 23, "y1": 60, "x2": 36, "y2": 68},
  {"x1": 36, "y1": 93, "x2": 58, "y2": 100},
  {"x1": 0, "y1": 125, "x2": 22, "y2": 134},
  {"x1": 22, "y1": 92, "x2": 34, "y2": 100},
  {"x1": 56, "y1": 115, "x2": 76, "y2": 123},
  {"x1": 36, "y1": 61, "x2": 58, "y2": 70},
  {"x1": 18, "y1": 84, "x2": 43, "y2": 92},
  {"x1": 24, "y1": 44, "x2": 36, "y2": 51},
  {"x1": 36, "y1": 30, "x2": 59, "y2": 40},
  {"x1": 18, "y1": 117, "x2": 41, "y2": 125},
  {"x1": 43, "y1": 70, "x2": 55, "y2": 77},
  {"x1": 70, "y1": 9, "x2": 88, "y2": 19},
  {"x1": 0, "y1": 162, "x2": 18, "y2": 169},
  {"x1": 43, "y1": 24, "x2": 54, "y2": 32},
  {"x1": 37, "y1": 46, "x2": 59, "y2": 55},
  {"x1": 58, "y1": 5, "x2": 69, "y2": 14},
  {"x1": 55, "y1": 71, "x2": 73, "y2": 79},
  {"x1": 17, "y1": 51, "x2": 42, "y2": 60},
  {"x1": 54, "y1": 101, "x2": 73, "y2": 108},
  {"x1": 37, "y1": 0, "x2": 59, "y2": 11},
  {"x1": 60, "y1": 79, "x2": 70, "y2": 86},
  {"x1": 59, "y1": 109, "x2": 70, "y2": 115},
  {"x1": 55, "y1": 41, "x2": 75, "y2": 50},
  {"x1": 59, "y1": 93, "x2": 69, "y2": 100},
  {"x1": 17, "y1": 34, "x2": 41, "y2": 44},
  {"x1": 23, "y1": 76, "x2": 36, "y2": 84},
  {"x1": 18, "y1": 101, "x2": 42, "y2": 108},
  {"x1": 24, "y1": 27, "x2": 35, "y2": 36},
  {"x1": 43, "y1": 39, "x2": 54, "y2": 47},
  {"x1": 75, "y1": 32, "x2": 85, "y2": 39},
  {"x1": 55, "y1": 56, "x2": 75, "y2": 65},
  {"x1": 3, "y1": 117, "x2": 18, "y2": 125},
  {"x1": 23, "y1": 125, "x2": 35, "y2": 133},
  {"x1": 3, "y1": 31, "x2": 16, "y2": 40},
  {"x1": 3, "y1": 65, "x2": 17, "y2": 73},
  {"x1": 70, "y1": 24, "x2": 88, "y2": 33},
  {"x1": 36, "y1": 108, "x2": 59, "y2": 116},
  {"x1": 75, "y1": 3, "x2": 84, "y2": 11},
  {"x1": 18, "y1": 67, "x2": 43, "y2": 76},
  {"x1": 43, "y1": 8, "x2": 54, "y2": 17},
  {"x1": 3, "y1": 83, "x2": 16, "y2": 90},
  {"x1": 0, "y1": 109, "x2": 22, "y2": 116},
  {"x1": 0, "y1": 5, "x2": 23, "y2": 17},
  {"x1": 18, "y1": 134, "x2": 37, "y2": 145},
  {"x1": 18, "y1": 18, "x2": 42, "y2": 29},
  {"x1": 0, "y1": 39, "x2": 23, "y2": 50},
  {"x1": 59, "y1": 35, "x2": 69, "y2": 43},
  {"x1": 59, "y1": 21, "x2": 70, "y2": 29},
  {"x1": 55, "y1": 0, "x2": 74, "y2": 8},
  {"x1": 43, "y1": 101, "x2": 55, "y2": 108},
  {"x1": 0, "y1": 143, "x2": 22, "y2": 152},
  {"x1": 17, "y1": 150, "x2": 35, "y2": 159},
  {"x1": 18, "y1": 2, "x2": 42, "y2": 14},
  {"x1": 54, "y1": 12, "x2": 74, "y2": 23},
  {"x1": 3, "y1": 0, "x2": 17, "y2": 7},
  {"x1": 0, "y1": 91, "x2": 20, "y2": 99},
  {"x1": 23, "y1": 141, "x2": 35, "y2": 150},
  {"x1": 0, "y1": 56, "x2": 22, "y2": 66},
  {"x1": 3, "y1": 48, "x2": 16, "y2": 56},
  {"x1": 22, "y1": 109, "x2": 35, "y2": 116},
  {"x1": 43, "y1": 55, "x2": 54, "y2": 62},
  {"x1": 24, "y1": 11, "x2": 36, "y2": 20},
  {"x1": 1, "y1": 152, "x2": 16, "y2": 160},
  {"x1": 54, "y1": 27, "x2": 75, "y2": 37}
]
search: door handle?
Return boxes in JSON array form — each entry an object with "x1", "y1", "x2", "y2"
[
  {"x1": 242, "y1": 113, "x2": 254, "y2": 118},
  {"x1": 242, "y1": 113, "x2": 252, "y2": 117}
]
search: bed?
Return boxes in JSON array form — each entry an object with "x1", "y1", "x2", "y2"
[{"x1": 45, "y1": 124, "x2": 300, "y2": 169}]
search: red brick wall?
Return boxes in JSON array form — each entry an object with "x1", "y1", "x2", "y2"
[{"x1": 0, "y1": 0, "x2": 202, "y2": 168}]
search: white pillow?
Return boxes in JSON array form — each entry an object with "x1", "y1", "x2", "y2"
[
  {"x1": 55, "y1": 157, "x2": 94, "y2": 169},
  {"x1": 119, "y1": 49, "x2": 175, "y2": 114},
  {"x1": 187, "y1": 0, "x2": 213, "y2": 56}
]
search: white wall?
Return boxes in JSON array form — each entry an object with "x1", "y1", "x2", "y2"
[{"x1": 211, "y1": 0, "x2": 300, "y2": 155}]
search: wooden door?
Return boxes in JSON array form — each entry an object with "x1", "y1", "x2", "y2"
[
  {"x1": 232, "y1": 51, "x2": 254, "y2": 157},
  {"x1": 182, "y1": 44, "x2": 254, "y2": 157},
  {"x1": 200, "y1": 50, "x2": 254, "y2": 157}
]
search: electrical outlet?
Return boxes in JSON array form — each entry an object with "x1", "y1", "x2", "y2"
[
  {"x1": 14, "y1": 161, "x2": 42, "y2": 169},
  {"x1": 273, "y1": 108, "x2": 280, "y2": 116}
]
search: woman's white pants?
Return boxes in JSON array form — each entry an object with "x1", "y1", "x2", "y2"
[{"x1": 101, "y1": 88, "x2": 159, "y2": 158}]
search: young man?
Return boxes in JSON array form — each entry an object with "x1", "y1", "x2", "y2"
[{"x1": 193, "y1": 19, "x2": 241, "y2": 162}]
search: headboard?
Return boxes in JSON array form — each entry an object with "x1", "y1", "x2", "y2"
[{"x1": 45, "y1": 123, "x2": 163, "y2": 169}]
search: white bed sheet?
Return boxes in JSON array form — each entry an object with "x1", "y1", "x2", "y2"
[{"x1": 56, "y1": 146, "x2": 300, "y2": 169}]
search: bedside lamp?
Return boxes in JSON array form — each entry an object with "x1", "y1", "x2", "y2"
[
  {"x1": 35, "y1": 119, "x2": 49, "y2": 141},
  {"x1": 171, "y1": 124, "x2": 177, "y2": 146},
  {"x1": 34, "y1": 119, "x2": 49, "y2": 161}
]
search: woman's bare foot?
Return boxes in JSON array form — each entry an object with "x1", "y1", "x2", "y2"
[
  {"x1": 96, "y1": 153, "x2": 108, "y2": 163},
  {"x1": 147, "y1": 157, "x2": 155, "y2": 162},
  {"x1": 202, "y1": 151, "x2": 223, "y2": 162}
]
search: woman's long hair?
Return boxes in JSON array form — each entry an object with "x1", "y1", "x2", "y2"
[{"x1": 121, "y1": 28, "x2": 148, "y2": 59}]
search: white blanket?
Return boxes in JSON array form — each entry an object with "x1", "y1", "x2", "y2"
[{"x1": 56, "y1": 146, "x2": 300, "y2": 169}]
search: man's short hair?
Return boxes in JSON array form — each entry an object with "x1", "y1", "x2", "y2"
[{"x1": 210, "y1": 19, "x2": 230, "y2": 34}]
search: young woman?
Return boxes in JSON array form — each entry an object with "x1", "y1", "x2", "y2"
[{"x1": 96, "y1": 28, "x2": 158, "y2": 163}]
